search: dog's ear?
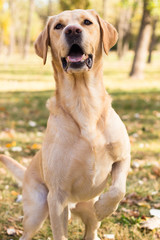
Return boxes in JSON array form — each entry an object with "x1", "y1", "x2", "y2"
[
  {"x1": 97, "y1": 15, "x2": 118, "y2": 55},
  {"x1": 88, "y1": 10, "x2": 118, "y2": 55},
  {"x1": 34, "y1": 18, "x2": 51, "y2": 65}
]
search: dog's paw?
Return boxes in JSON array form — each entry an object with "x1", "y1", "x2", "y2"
[
  {"x1": 94, "y1": 195, "x2": 118, "y2": 221},
  {"x1": 94, "y1": 187, "x2": 125, "y2": 220}
]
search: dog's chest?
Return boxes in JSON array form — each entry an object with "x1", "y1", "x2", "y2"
[
  {"x1": 68, "y1": 133, "x2": 114, "y2": 201},
  {"x1": 42, "y1": 108, "x2": 123, "y2": 202},
  {"x1": 43, "y1": 123, "x2": 115, "y2": 201}
]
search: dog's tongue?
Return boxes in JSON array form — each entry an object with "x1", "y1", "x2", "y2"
[{"x1": 68, "y1": 55, "x2": 83, "y2": 62}]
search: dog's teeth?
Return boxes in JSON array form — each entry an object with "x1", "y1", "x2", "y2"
[
  {"x1": 66, "y1": 56, "x2": 69, "y2": 62},
  {"x1": 66, "y1": 54, "x2": 87, "y2": 63},
  {"x1": 80, "y1": 54, "x2": 88, "y2": 62}
]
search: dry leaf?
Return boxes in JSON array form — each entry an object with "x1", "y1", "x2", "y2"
[
  {"x1": 154, "y1": 203, "x2": 160, "y2": 208},
  {"x1": 11, "y1": 191, "x2": 19, "y2": 196},
  {"x1": 11, "y1": 146, "x2": 22, "y2": 152},
  {"x1": 150, "y1": 209, "x2": 160, "y2": 218},
  {"x1": 0, "y1": 106, "x2": 6, "y2": 111},
  {"x1": 141, "y1": 216, "x2": 160, "y2": 230},
  {"x1": 152, "y1": 166, "x2": 160, "y2": 177},
  {"x1": 31, "y1": 143, "x2": 41, "y2": 150},
  {"x1": 6, "y1": 141, "x2": 16, "y2": 148},
  {"x1": 137, "y1": 201, "x2": 150, "y2": 208},
  {"x1": 122, "y1": 207, "x2": 140, "y2": 217},
  {"x1": 16, "y1": 194, "x2": 23, "y2": 203},
  {"x1": 28, "y1": 120, "x2": 37, "y2": 127},
  {"x1": 7, "y1": 226, "x2": 16, "y2": 235},
  {"x1": 104, "y1": 234, "x2": 115, "y2": 239},
  {"x1": 6, "y1": 226, "x2": 23, "y2": 236}
]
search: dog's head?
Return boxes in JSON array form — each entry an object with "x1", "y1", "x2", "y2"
[{"x1": 35, "y1": 9, "x2": 118, "y2": 74}]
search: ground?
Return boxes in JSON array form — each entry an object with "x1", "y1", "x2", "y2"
[{"x1": 0, "y1": 51, "x2": 160, "y2": 240}]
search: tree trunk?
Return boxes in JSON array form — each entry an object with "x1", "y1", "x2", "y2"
[
  {"x1": 147, "y1": 18, "x2": 158, "y2": 63},
  {"x1": 102, "y1": 0, "x2": 107, "y2": 20},
  {"x1": 117, "y1": 9, "x2": 131, "y2": 59},
  {"x1": 22, "y1": 0, "x2": 34, "y2": 59},
  {"x1": 129, "y1": 0, "x2": 152, "y2": 79},
  {"x1": 8, "y1": 0, "x2": 16, "y2": 56},
  {"x1": 117, "y1": 0, "x2": 138, "y2": 59}
]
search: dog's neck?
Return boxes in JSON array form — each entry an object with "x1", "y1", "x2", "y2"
[{"x1": 51, "y1": 58, "x2": 111, "y2": 141}]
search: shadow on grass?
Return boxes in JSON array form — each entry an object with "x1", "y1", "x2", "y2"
[
  {"x1": 0, "y1": 90, "x2": 53, "y2": 130},
  {"x1": 0, "y1": 89, "x2": 159, "y2": 129}
]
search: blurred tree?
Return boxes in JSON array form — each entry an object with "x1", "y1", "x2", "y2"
[
  {"x1": 8, "y1": 0, "x2": 16, "y2": 55},
  {"x1": 48, "y1": 0, "x2": 53, "y2": 16},
  {"x1": 0, "y1": 0, "x2": 10, "y2": 52},
  {"x1": 117, "y1": 0, "x2": 138, "y2": 59},
  {"x1": 130, "y1": 0, "x2": 159, "y2": 78},
  {"x1": 23, "y1": 0, "x2": 35, "y2": 58},
  {"x1": 35, "y1": 0, "x2": 58, "y2": 25},
  {"x1": 147, "y1": 16, "x2": 158, "y2": 63},
  {"x1": 60, "y1": 0, "x2": 90, "y2": 11}
]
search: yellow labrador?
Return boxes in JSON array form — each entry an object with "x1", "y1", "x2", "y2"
[{"x1": 0, "y1": 9, "x2": 130, "y2": 240}]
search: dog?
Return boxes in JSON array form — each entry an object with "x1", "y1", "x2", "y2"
[{"x1": 0, "y1": 9, "x2": 130, "y2": 240}]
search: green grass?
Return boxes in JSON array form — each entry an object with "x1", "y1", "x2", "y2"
[{"x1": 0, "y1": 51, "x2": 160, "y2": 239}]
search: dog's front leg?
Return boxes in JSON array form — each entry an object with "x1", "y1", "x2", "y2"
[
  {"x1": 94, "y1": 156, "x2": 130, "y2": 220},
  {"x1": 47, "y1": 190, "x2": 68, "y2": 240}
]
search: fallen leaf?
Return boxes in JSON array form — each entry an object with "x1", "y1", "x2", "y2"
[
  {"x1": 7, "y1": 226, "x2": 16, "y2": 235},
  {"x1": 16, "y1": 194, "x2": 23, "y2": 203},
  {"x1": 11, "y1": 191, "x2": 19, "y2": 196},
  {"x1": 122, "y1": 207, "x2": 140, "y2": 217},
  {"x1": 137, "y1": 201, "x2": 150, "y2": 208},
  {"x1": 28, "y1": 120, "x2": 37, "y2": 127},
  {"x1": 6, "y1": 226, "x2": 23, "y2": 236},
  {"x1": 153, "y1": 111, "x2": 160, "y2": 118},
  {"x1": 134, "y1": 113, "x2": 140, "y2": 119},
  {"x1": 132, "y1": 161, "x2": 140, "y2": 168},
  {"x1": 11, "y1": 146, "x2": 22, "y2": 152},
  {"x1": 6, "y1": 141, "x2": 16, "y2": 148},
  {"x1": 138, "y1": 180, "x2": 144, "y2": 185},
  {"x1": 132, "y1": 133, "x2": 139, "y2": 138},
  {"x1": 31, "y1": 143, "x2": 41, "y2": 150},
  {"x1": 152, "y1": 166, "x2": 160, "y2": 177},
  {"x1": 121, "y1": 192, "x2": 141, "y2": 205},
  {"x1": 0, "y1": 106, "x2": 6, "y2": 111},
  {"x1": 104, "y1": 234, "x2": 115, "y2": 239},
  {"x1": 153, "y1": 203, "x2": 160, "y2": 208},
  {"x1": 141, "y1": 216, "x2": 160, "y2": 230},
  {"x1": 150, "y1": 209, "x2": 160, "y2": 218}
]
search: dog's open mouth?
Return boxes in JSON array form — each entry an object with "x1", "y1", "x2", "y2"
[{"x1": 61, "y1": 44, "x2": 93, "y2": 71}]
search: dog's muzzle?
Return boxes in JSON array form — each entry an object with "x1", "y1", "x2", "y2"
[{"x1": 61, "y1": 25, "x2": 93, "y2": 72}]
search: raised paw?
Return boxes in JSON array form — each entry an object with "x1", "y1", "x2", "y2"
[
  {"x1": 94, "y1": 194, "x2": 118, "y2": 220},
  {"x1": 94, "y1": 187, "x2": 125, "y2": 221}
]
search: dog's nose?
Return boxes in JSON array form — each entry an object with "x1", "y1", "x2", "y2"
[{"x1": 65, "y1": 25, "x2": 82, "y2": 37}]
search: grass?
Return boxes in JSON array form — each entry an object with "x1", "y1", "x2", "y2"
[{"x1": 0, "y1": 51, "x2": 160, "y2": 239}]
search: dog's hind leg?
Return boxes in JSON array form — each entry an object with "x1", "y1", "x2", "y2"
[
  {"x1": 20, "y1": 181, "x2": 48, "y2": 240},
  {"x1": 71, "y1": 199, "x2": 100, "y2": 240}
]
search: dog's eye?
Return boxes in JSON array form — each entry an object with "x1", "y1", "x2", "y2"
[
  {"x1": 84, "y1": 19, "x2": 92, "y2": 25},
  {"x1": 54, "y1": 23, "x2": 63, "y2": 30}
]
